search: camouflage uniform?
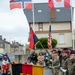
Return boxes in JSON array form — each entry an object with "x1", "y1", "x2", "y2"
[
  {"x1": 62, "y1": 58, "x2": 73, "y2": 75},
  {"x1": 68, "y1": 59, "x2": 75, "y2": 75},
  {"x1": 60, "y1": 57, "x2": 75, "y2": 75},
  {"x1": 52, "y1": 55, "x2": 60, "y2": 75},
  {"x1": 60, "y1": 56, "x2": 69, "y2": 75}
]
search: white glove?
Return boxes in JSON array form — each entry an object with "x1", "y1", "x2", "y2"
[
  {"x1": 50, "y1": 59, "x2": 52, "y2": 62},
  {"x1": 60, "y1": 67, "x2": 67, "y2": 72}
]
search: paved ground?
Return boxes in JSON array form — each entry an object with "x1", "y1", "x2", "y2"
[
  {"x1": 0, "y1": 61, "x2": 2, "y2": 66},
  {"x1": 45, "y1": 67, "x2": 53, "y2": 75}
]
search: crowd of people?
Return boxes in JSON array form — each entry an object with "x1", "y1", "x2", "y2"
[
  {"x1": 0, "y1": 48, "x2": 75, "y2": 75},
  {"x1": 26, "y1": 50, "x2": 51, "y2": 66},
  {"x1": 26, "y1": 48, "x2": 75, "y2": 75},
  {"x1": 50, "y1": 48, "x2": 75, "y2": 75}
]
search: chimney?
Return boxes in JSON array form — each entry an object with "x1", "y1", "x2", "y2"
[
  {"x1": 4, "y1": 38, "x2": 6, "y2": 41},
  {"x1": 50, "y1": 8, "x2": 56, "y2": 19}
]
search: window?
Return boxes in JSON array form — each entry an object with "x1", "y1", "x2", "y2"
[
  {"x1": 38, "y1": 10, "x2": 42, "y2": 13},
  {"x1": 56, "y1": 9, "x2": 60, "y2": 12},
  {"x1": 59, "y1": 33, "x2": 65, "y2": 43},
  {"x1": 19, "y1": 55, "x2": 21, "y2": 61},
  {"x1": 38, "y1": 23, "x2": 43, "y2": 31},
  {"x1": 0, "y1": 44, "x2": 3, "y2": 48}
]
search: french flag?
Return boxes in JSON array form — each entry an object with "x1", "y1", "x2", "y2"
[{"x1": 2, "y1": 54, "x2": 11, "y2": 70}]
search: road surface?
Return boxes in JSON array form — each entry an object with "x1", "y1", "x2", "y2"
[{"x1": 45, "y1": 67, "x2": 53, "y2": 75}]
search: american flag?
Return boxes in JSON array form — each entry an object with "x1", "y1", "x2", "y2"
[
  {"x1": 10, "y1": 0, "x2": 32, "y2": 10},
  {"x1": 48, "y1": 25, "x2": 52, "y2": 49}
]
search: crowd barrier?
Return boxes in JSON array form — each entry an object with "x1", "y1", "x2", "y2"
[{"x1": 12, "y1": 64, "x2": 44, "y2": 75}]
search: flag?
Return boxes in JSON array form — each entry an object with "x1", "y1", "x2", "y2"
[
  {"x1": 12, "y1": 64, "x2": 32, "y2": 75},
  {"x1": 29, "y1": 27, "x2": 39, "y2": 50},
  {"x1": 2, "y1": 54, "x2": 11, "y2": 71},
  {"x1": 12, "y1": 64, "x2": 22, "y2": 75},
  {"x1": 22, "y1": 64, "x2": 32, "y2": 74},
  {"x1": 2, "y1": 60, "x2": 7, "y2": 70},
  {"x1": 6, "y1": 54, "x2": 11, "y2": 70},
  {"x1": 48, "y1": 25, "x2": 52, "y2": 49},
  {"x1": 2, "y1": 55, "x2": 7, "y2": 70},
  {"x1": 48, "y1": 0, "x2": 70, "y2": 8},
  {"x1": 10, "y1": 0, "x2": 32, "y2": 10},
  {"x1": 5, "y1": 54, "x2": 11, "y2": 63}
]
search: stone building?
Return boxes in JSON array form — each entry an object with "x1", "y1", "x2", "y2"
[{"x1": 0, "y1": 35, "x2": 11, "y2": 53}]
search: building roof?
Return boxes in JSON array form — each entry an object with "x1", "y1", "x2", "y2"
[
  {"x1": 11, "y1": 41, "x2": 24, "y2": 48},
  {"x1": 23, "y1": 3, "x2": 71, "y2": 23},
  {"x1": 4, "y1": 41, "x2": 10, "y2": 44}
]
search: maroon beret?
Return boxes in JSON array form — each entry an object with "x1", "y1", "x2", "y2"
[{"x1": 63, "y1": 50, "x2": 69, "y2": 54}]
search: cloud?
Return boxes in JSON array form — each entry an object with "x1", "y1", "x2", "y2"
[
  {"x1": 0, "y1": 0, "x2": 10, "y2": 12},
  {"x1": 0, "y1": 0, "x2": 30, "y2": 45},
  {"x1": 0, "y1": 9, "x2": 29, "y2": 45}
]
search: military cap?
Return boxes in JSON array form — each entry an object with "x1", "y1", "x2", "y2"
[
  {"x1": 71, "y1": 51, "x2": 75, "y2": 54},
  {"x1": 51, "y1": 49, "x2": 56, "y2": 52},
  {"x1": 63, "y1": 50, "x2": 69, "y2": 54}
]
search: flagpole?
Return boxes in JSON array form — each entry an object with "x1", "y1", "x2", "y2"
[
  {"x1": 48, "y1": 25, "x2": 52, "y2": 51},
  {"x1": 32, "y1": 0, "x2": 35, "y2": 31},
  {"x1": 48, "y1": 8, "x2": 56, "y2": 51},
  {"x1": 49, "y1": 21, "x2": 52, "y2": 51},
  {"x1": 72, "y1": 29, "x2": 74, "y2": 50},
  {"x1": 35, "y1": 41, "x2": 44, "y2": 49},
  {"x1": 70, "y1": 0, "x2": 74, "y2": 49},
  {"x1": 39, "y1": 41, "x2": 45, "y2": 49}
]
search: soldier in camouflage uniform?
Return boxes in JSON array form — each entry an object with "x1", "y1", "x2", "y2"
[
  {"x1": 60, "y1": 50, "x2": 75, "y2": 75},
  {"x1": 60, "y1": 50, "x2": 70, "y2": 75},
  {"x1": 49, "y1": 50, "x2": 57, "y2": 74},
  {"x1": 49, "y1": 51, "x2": 60, "y2": 75},
  {"x1": 68, "y1": 51, "x2": 75, "y2": 75}
]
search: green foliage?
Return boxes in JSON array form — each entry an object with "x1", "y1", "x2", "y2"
[
  {"x1": 52, "y1": 39, "x2": 57, "y2": 48},
  {"x1": 36, "y1": 38, "x2": 48, "y2": 49},
  {"x1": 36, "y1": 38, "x2": 57, "y2": 49}
]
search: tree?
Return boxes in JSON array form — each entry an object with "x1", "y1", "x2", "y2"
[
  {"x1": 52, "y1": 39, "x2": 57, "y2": 48},
  {"x1": 36, "y1": 38, "x2": 47, "y2": 49},
  {"x1": 36, "y1": 38, "x2": 57, "y2": 49}
]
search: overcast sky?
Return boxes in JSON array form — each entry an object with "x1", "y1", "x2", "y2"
[
  {"x1": 0, "y1": 0, "x2": 30, "y2": 45},
  {"x1": 0, "y1": 0, "x2": 75, "y2": 45}
]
